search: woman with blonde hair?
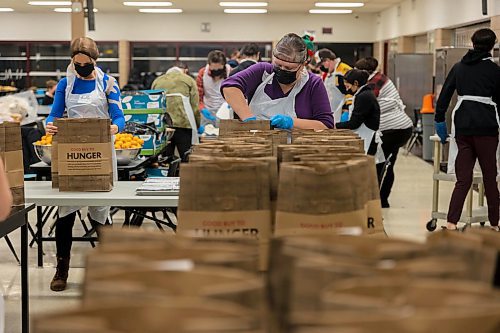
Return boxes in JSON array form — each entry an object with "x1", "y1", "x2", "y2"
[{"x1": 45, "y1": 37, "x2": 125, "y2": 291}]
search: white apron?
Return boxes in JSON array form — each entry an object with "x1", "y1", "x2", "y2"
[
  {"x1": 447, "y1": 95, "x2": 499, "y2": 174},
  {"x1": 201, "y1": 65, "x2": 227, "y2": 127},
  {"x1": 249, "y1": 70, "x2": 309, "y2": 120},
  {"x1": 348, "y1": 86, "x2": 385, "y2": 164},
  {"x1": 166, "y1": 93, "x2": 199, "y2": 145},
  {"x1": 325, "y1": 59, "x2": 345, "y2": 123},
  {"x1": 58, "y1": 66, "x2": 118, "y2": 224}
]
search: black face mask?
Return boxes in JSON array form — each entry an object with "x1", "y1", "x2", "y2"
[
  {"x1": 210, "y1": 68, "x2": 225, "y2": 78},
  {"x1": 75, "y1": 62, "x2": 94, "y2": 78},
  {"x1": 273, "y1": 66, "x2": 298, "y2": 85},
  {"x1": 319, "y1": 65, "x2": 329, "y2": 73},
  {"x1": 346, "y1": 88, "x2": 356, "y2": 95}
]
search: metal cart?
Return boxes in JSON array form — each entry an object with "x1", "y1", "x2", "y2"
[{"x1": 426, "y1": 135, "x2": 488, "y2": 231}]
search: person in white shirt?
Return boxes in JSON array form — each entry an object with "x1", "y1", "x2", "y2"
[{"x1": 355, "y1": 57, "x2": 413, "y2": 208}]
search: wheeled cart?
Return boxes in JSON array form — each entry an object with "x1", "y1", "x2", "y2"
[{"x1": 426, "y1": 136, "x2": 488, "y2": 231}]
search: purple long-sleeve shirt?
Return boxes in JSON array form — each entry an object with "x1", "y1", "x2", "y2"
[{"x1": 221, "y1": 62, "x2": 334, "y2": 128}]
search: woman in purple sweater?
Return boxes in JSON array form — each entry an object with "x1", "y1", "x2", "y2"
[{"x1": 221, "y1": 33, "x2": 334, "y2": 129}]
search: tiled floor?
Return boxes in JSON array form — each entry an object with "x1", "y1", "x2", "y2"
[{"x1": 0, "y1": 152, "x2": 488, "y2": 332}]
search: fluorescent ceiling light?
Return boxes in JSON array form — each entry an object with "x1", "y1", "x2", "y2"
[
  {"x1": 28, "y1": 1, "x2": 72, "y2": 5},
  {"x1": 224, "y1": 8, "x2": 267, "y2": 13},
  {"x1": 219, "y1": 2, "x2": 268, "y2": 7},
  {"x1": 309, "y1": 9, "x2": 352, "y2": 13},
  {"x1": 139, "y1": 8, "x2": 183, "y2": 13},
  {"x1": 0, "y1": 8, "x2": 14, "y2": 12},
  {"x1": 54, "y1": 7, "x2": 98, "y2": 12},
  {"x1": 124, "y1": 1, "x2": 172, "y2": 6},
  {"x1": 315, "y1": 2, "x2": 364, "y2": 7}
]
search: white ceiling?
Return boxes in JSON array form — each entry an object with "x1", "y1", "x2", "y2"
[{"x1": 0, "y1": 0, "x2": 403, "y2": 14}]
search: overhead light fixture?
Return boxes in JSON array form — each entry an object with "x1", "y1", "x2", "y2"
[
  {"x1": 224, "y1": 8, "x2": 267, "y2": 13},
  {"x1": 315, "y1": 2, "x2": 364, "y2": 7},
  {"x1": 28, "y1": 1, "x2": 72, "y2": 5},
  {"x1": 219, "y1": 2, "x2": 268, "y2": 7},
  {"x1": 309, "y1": 9, "x2": 352, "y2": 13},
  {"x1": 139, "y1": 8, "x2": 183, "y2": 13},
  {"x1": 0, "y1": 8, "x2": 14, "y2": 12},
  {"x1": 54, "y1": 7, "x2": 98, "y2": 12},
  {"x1": 124, "y1": 1, "x2": 172, "y2": 6}
]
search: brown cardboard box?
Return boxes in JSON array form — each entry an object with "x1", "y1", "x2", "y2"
[
  {"x1": 55, "y1": 118, "x2": 113, "y2": 192},
  {"x1": 0, "y1": 122, "x2": 24, "y2": 206},
  {"x1": 219, "y1": 119, "x2": 271, "y2": 136}
]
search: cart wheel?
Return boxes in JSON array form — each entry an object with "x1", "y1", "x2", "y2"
[
  {"x1": 426, "y1": 219, "x2": 437, "y2": 232},
  {"x1": 480, "y1": 222, "x2": 486, "y2": 227}
]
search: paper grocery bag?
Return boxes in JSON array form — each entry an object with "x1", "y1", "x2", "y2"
[
  {"x1": 33, "y1": 299, "x2": 260, "y2": 333},
  {"x1": 83, "y1": 266, "x2": 266, "y2": 319},
  {"x1": 0, "y1": 122, "x2": 25, "y2": 206},
  {"x1": 55, "y1": 118, "x2": 113, "y2": 192},
  {"x1": 177, "y1": 161, "x2": 272, "y2": 270},
  {"x1": 219, "y1": 119, "x2": 271, "y2": 136},
  {"x1": 51, "y1": 135, "x2": 59, "y2": 188},
  {"x1": 275, "y1": 162, "x2": 368, "y2": 236}
]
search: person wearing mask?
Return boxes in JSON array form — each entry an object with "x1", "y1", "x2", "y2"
[
  {"x1": 227, "y1": 49, "x2": 240, "y2": 68},
  {"x1": 42, "y1": 80, "x2": 58, "y2": 105},
  {"x1": 355, "y1": 57, "x2": 413, "y2": 208},
  {"x1": 221, "y1": 33, "x2": 333, "y2": 130},
  {"x1": 45, "y1": 37, "x2": 125, "y2": 291},
  {"x1": 434, "y1": 28, "x2": 500, "y2": 232},
  {"x1": 152, "y1": 62, "x2": 200, "y2": 161},
  {"x1": 0, "y1": 157, "x2": 12, "y2": 221},
  {"x1": 336, "y1": 69, "x2": 381, "y2": 156},
  {"x1": 197, "y1": 50, "x2": 232, "y2": 129},
  {"x1": 230, "y1": 43, "x2": 260, "y2": 76},
  {"x1": 315, "y1": 48, "x2": 352, "y2": 123}
]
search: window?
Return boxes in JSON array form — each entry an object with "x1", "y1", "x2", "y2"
[
  {"x1": 131, "y1": 41, "x2": 273, "y2": 79},
  {"x1": 0, "y1": 41, "x2": 119, "y2": 89}
]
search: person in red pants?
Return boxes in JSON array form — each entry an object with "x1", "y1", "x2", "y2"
[{"x1": 435, "y1": 28, "x2": 500, "y2": 231}]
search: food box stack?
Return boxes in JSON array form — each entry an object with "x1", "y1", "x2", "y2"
[
  {"x1": 51, "y1": 118, "x2": 113, "y2": 192},
  {"x1": 34, "y1": 228, "x2": 500, "y2": 333},
  {"x1": 121, "y1": 90, "x2": 168, "y2": 156},
  {"x1": 34, "y1": 228, "x2": 270, "y2": 333},
  {"x1": 0, "y1": 122, "x2": 24, "y2": 206}
]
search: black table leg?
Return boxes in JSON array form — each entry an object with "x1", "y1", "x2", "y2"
[
  {"x1": 37, "y1": 205, "x2": 43, "y2": 267},
  {"x1": 21, "y1": 220, "x2": 29, "y2": 333}
]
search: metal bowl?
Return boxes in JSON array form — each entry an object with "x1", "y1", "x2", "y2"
[
  {"x1": 116, "y1": 148, "x2": 141, "y2": 166},
  {"x1": 33, "y1": 143, "x2": 52, "y2": 165},
  {"x1": 165, "y1": 128, "x2": 175, "y2": 141}
]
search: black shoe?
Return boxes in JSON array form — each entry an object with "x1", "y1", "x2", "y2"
[
  {"x1": 381, "y1": 200, "x2": 390, "y2": 208},
  {"x1": 50, "y1": 256, "x2": 70, "y2": 292}
]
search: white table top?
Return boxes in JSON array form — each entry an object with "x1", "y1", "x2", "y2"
[{"x1": 25, "y1": 181, "x2": 179, "y2": 207}]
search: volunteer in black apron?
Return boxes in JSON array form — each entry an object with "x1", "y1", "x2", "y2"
[
  {"x1": 336, "y1": 69, "x2": 383, "y2": 161},
  {"x1": 45, "y1": 37, "x2": 125, "y2": 291},
  {"x1": 435, "y1": 28, "x2": 500, "y2": 232}
]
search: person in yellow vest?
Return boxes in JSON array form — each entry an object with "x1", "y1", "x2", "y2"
[{"x1": 315, "y1": 48, "x2": 352, "y2": 124}]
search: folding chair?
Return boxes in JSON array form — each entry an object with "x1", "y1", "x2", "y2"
[{"x1": 404, "y1": 108, "x2": 423, "y2": 155}]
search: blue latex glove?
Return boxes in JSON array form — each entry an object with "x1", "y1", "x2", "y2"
[
  {"x1": 340, "y1": 111, "x2": 350, "y2": 122},
  {"x1": 242, "y1": 116, "x2": 257, "y2": 122},
  {"x1": 197, "y1": 125, "x2": 205, "y2": 135},
  {"x1": 201, "y1": 108, "x2": 216, "y2": 121},
  {"x1": 270, "y1": 114, "x2": 294, "y2": 130},
  {"x1": 435, "y1": 121, "x2": 448, "y2": 144}
]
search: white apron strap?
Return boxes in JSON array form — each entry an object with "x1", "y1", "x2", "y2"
[{"x1": 166, "y1": 93, "x2": 199, "y2": 145}]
